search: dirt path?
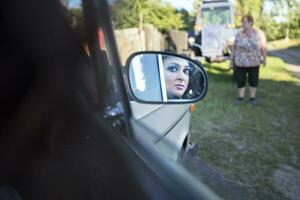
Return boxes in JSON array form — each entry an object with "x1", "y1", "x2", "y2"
[{"x1": 268, "y1": 47, "x2": 300, "y2": 78}]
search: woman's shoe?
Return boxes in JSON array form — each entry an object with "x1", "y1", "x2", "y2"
[
  {"x1": 250, "y1": 98, "x2": 257, "y2": 106},
  {"x1": 233, "y1": 97, "x2": 244, "y2": 105}
]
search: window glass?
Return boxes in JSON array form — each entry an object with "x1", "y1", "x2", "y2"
[
  {"x1": 129, "y1": 54, "x2": 163, "y2": 101},
  {"x1": 202, "y1": 6, "x2": 231, "y2": 25},
  {"x1": 97, "y1": 27, "x2": 122, "y2": 108},
  {"x1": 63, "y1": 0, "x2": 122, "y2": 115},
  {"x1": 62, "y1": 0, "x2": 87, "y2": 43}
]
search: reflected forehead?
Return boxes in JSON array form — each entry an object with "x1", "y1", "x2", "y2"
[{"x1": 163, "y1": 56, "x2": 189, "y2": 66}]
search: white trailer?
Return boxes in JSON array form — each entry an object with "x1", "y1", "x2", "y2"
[{"x1": 190, "y1": 0, "x2": 238, "y2": 61}]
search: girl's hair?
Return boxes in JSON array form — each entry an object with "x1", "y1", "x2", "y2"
[{"x1": 241, "y1": 15, "x2": 254, "y2": 25}]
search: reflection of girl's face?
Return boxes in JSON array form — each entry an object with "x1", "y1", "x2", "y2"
[{"x1": 163, "y1": 56, "x2": 190, "y2": 98}]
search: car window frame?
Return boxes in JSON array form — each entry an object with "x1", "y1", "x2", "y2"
[{"x1": 80, "y1": 0, "x2": 134, "y2": 137}]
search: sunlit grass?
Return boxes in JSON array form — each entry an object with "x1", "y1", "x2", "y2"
[
  {"x1": 260, "y1": 57, "x2": 300, "y2": 84},
  {"x1": 268, "y1": 38, "x2": 300, "y2": 50},
  {"x1": 205, "y1": 57, "x2": 299, "y2": 83},
  {"x1": 190, "y1": 56, "x2": 300, "y2": 199}
]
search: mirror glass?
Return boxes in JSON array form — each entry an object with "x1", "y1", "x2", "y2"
[{"x1": 127, "y1": 53, "x2": 207, "y2": 103}]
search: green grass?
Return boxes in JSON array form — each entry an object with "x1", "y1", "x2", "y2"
[
  {"x1": 190, "y1": 57, "x2": 300, "y2": 199},
  {"x1": 267, "y1": 38, "x2": 300, "y2": 50}
]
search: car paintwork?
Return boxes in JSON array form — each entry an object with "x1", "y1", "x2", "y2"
[{"x1": 130, "y1": 102, "x2": 191, "y2": 160}]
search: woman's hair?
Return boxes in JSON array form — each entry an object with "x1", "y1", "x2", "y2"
[
  {"x1": 181, "y1": 62, "x2": 197, "y2": 99},
  {"x1": 161, "y1": 55, "x2": 169, "y2": 61},
  {"x1": 241, "y1": 15, "x2": 254, "y2": 25}
]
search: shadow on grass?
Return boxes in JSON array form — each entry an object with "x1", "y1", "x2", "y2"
[
  {"x1": 203, "y1": 63, "x2": 235, "y2": 84},
  {"x1": 183, "y1": 156, "x2": 251, "y2": 200}
]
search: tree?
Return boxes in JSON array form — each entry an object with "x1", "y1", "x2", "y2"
[
  {"x1": 235, "y1": 0, "x2": 265, "y2": 27},
  {"x1": 191, "y1": 0, "x2": 202, "y2": 17},
  {"x1": 176, "y1": 9, "x2": 194, "y2": 31},
  {"x1": 255, "y1": 0, "x2": 300, "y2": 41},
  {"x1": 111, "y1": 0, "x2": 184, "y2": 31},
  {"x1": 111, "y1": 0, "x2": 139, "y2": 29},
  {"x1": 167, "y1": 0, "x2": 202, "y2": 32},
  {"x1": 268, "y1": 0, "x2": 300, "y2": 40}
]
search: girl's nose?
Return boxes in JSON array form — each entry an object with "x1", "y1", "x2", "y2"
[{"x1": 176, "y1": 70, "x2": 185, "y2": 80}]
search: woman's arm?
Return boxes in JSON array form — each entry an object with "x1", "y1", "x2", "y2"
[
  {"x1": 257, "y1": 29, "x2": 267, "y2": 66},
  {"x1": 229, "y1": 40, "x2": 236, "y2": 69}
]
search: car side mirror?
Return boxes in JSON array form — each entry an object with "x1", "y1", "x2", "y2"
[{"x1": 125, "y1": 52, "x2": 208, "y2": 104}]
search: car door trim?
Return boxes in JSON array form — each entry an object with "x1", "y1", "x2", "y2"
[
  {"x1": 133, "y1": 104, "x2": 165, "y2": 120},
  {"x1": 154, "y1": 108, "x2": 189, "y2": 144}
]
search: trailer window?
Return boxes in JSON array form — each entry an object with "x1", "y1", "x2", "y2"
[{"x1": 201, "y1": 6, "x2": 231, "y2": 25}]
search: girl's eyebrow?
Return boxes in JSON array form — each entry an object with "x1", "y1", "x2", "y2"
[{"x1": 167, "y1": 63, "x2": 179, "y2": 67}]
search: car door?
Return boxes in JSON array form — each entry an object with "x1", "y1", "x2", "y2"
[{"x1": 130, "y1": 102, "x2": 191, "y2": 159}]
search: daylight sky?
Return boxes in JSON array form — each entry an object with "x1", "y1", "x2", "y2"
[{"x1": 161, "y1": 0, "x2": 195, "y2": 12}]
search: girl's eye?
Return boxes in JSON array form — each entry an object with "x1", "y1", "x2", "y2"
[
  {"x1": 167, "y1": 64, "x2": 178, "y2": 72},
  {"x1": 183, "y1": 68, "x2": 191, "y2": 75}
]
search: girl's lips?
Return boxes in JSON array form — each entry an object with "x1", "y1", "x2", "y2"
[{"x1": 175, "y1": 84, "x2": 185, "y2": 90}]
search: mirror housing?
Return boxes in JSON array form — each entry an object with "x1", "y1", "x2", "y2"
[{"x1": 125, "y1": 51, "x2": 208, "y2": 104}]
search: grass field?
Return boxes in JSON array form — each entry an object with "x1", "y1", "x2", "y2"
[
  {"x1": 190, "y1": 56, "x2": 300, "y2": 199},
  {"x1": 267, "y1": 38, "x2": 300, "y2": 50}
]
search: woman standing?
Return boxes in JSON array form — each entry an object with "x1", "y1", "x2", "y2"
[{"x1": 230, "y1": 15, "x2": 267, "y2": 105}]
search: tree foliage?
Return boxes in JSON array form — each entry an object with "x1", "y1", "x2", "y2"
[
  {"x1": 235, "y1": 0, "x2": 300, "y2": 41},
  {"x1": 110, "y1": 0, "x2": 300, "y2": 40},
  {"x1": 111, "y1": 0, "x2": 184, "y2": 31},
  {"x1": 111, "y1": 0, "x2": 139, "y2": 29},
  {"x1": 176, "y1": 9, "x2": 194, "y2": 31},
  {"x1": 267, "y1": 0, "x2": 300, "y2": 39},
  {"x1": 172, "y1": 0, "x2": 202, "y2": 32},
  {"x1": 235, "y1": 0, "x2": 265, "y2": 26}
]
